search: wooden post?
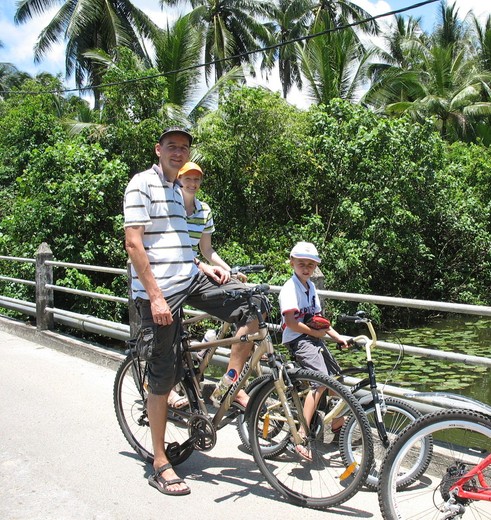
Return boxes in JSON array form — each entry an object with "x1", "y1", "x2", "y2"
[
  {"x1": 127, "y1": 260, "x2": 138, "y2": 339},
  {"x1": 35, "y1": 242, "x2": 54, "y2": 330}
]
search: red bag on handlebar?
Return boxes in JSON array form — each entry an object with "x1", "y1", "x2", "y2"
[{"x1": 304, "y1": 314, "x2": 331, "y2": 330}]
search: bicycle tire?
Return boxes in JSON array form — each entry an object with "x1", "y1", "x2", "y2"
[
  {"x1": 378, "y1": 408, "x2": 491, "y2": 520},
  {"x1": 113, "y1": 353, "x2": 195, "y2": 465},
  {"x1": 248, "y1": 369, "x2": 374, "y2": 509},
  {"x1": 237, "y1": 375, "x2": 290, "y2": 458},
  {"x1": 340, "y1": 396, "x2": 432, "y2": 490}
]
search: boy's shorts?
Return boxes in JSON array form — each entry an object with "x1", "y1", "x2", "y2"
[
  {"x1": 286, "y1": 334, "x2": 341, "y2": 378},
  {"x1": 135, "y1": 271, "x2": 268, "y2": 395}
]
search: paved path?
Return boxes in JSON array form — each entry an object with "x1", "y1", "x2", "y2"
[{"x1": 0, "y1": 326, "x2": 384, "y2": 520}]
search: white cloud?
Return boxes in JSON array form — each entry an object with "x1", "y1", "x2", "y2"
[{"x1": 1, "y1": 8, "x2": 67, "y2": 77}]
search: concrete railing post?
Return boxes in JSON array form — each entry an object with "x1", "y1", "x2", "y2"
[
  {"x1": 127, "y1": 261, "x2": 138, "y2": 339},
  {"x1": 35, "y1": 242, "x2": 54, "y2": 330},
  {"x1": 311, "y1": 267, "x2": 326, "y2": 310}
]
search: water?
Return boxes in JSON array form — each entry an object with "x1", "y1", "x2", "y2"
[{"x1": 370, "y1": 315, "x2": 491, "y2": 405}]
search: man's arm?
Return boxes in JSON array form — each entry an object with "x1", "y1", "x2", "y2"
[{"x1": 125, "y1": 225, "x2": 173, "y2": 326}]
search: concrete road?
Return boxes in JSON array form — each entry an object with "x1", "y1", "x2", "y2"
[{"x1": 0, "y1": 327, "x2": 383, "y2": 520}]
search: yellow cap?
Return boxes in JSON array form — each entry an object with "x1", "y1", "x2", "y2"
[{"x1": 178, "y1": 162, "x2": 203, "y2": 177}]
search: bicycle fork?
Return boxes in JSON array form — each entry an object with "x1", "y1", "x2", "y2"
[{"x1": 268, "y1": 367, "x2": 305, "y2": 445}]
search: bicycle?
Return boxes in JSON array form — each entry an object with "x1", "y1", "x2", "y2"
[
  {"x1": 336, "y1": 311, "x2": 433, "y2": 490},
  {"x1": 114, "y1": 265, "x2": 264, "y2": 464},
  {"x1": 114, "y1": 274, "x2": 374, "y2": 509},
  {"x1": 378, "y1": 403, "x2": 491, "y2": 519}
]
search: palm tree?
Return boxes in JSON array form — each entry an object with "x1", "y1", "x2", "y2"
[
  {"x1": 432, "y1": 0, "x2": 466, "y2": 48},
  {"x1": 14, "y1": 0, "x2": 159, "y2": 109},
  {"x1": 260, "y1": 0, "x2": 313, "y2": 98},
  {"x1": 79, "y1": 14, "x2": 245, "y2": 130},
  {"x1": 469, "y1": 13, "x2": 491, "y2": 72},
  {"x1": 310, "y1": 0, "x2": 379, "y2": 36},
  {"x1": 160, "y1": 0, "x2": 272, "y2": 83},
  {"x1": 362, "y1": 15, "x2": 427, "y2": 109},
  {"x1": 362, "y1": 1, "x2": 491, "y2": 142},
  {"x1": 298, "y1": 17, "x2": 370, "y2": 104},
  {"x1": 153, "y1": 15, "x2": 204, "y2": 110}
]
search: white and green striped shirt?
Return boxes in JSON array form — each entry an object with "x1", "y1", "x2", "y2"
[
  {"x1": 187, "y1": 199, "x2": 215, "y2": 255},
  {"x1": 124, "y1": 165, "x2": 198, "y2": 300}
]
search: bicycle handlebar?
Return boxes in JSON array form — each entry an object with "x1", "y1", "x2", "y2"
[
  {"x1": 201, "y1": 283, "x2": 270, "y2": 301},
  {"x1": 339, "y1": 311, "x2": 370, "y2": 324},
  {"x1": 230, "y1": 264, "x2": 265, "y2": 275}
]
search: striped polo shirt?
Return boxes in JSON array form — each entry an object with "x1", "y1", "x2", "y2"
[
  {"x1": 187, "y1": 199, "x2": 215, "y2": 254},
  {"x1": 123, "y1": 165, "x2": 198, "y2": 300}
]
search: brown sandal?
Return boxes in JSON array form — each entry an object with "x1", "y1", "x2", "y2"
[{"x1": 148, "y1": 463, "x2": 191, "y2": 496}]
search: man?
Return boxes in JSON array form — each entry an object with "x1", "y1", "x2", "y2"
[{"x1": 124, "y1": 127, "x2": 266, "y2": 496}]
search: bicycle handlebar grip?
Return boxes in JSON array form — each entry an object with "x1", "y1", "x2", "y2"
[
  {"x1": 247, "y1": 264, "x2": 265, "y2": 273},
  {"x1": 253, "y1": 283, "x2": 270, "y2": 294},
  {"x1": 231, "y1": 264, "x2": 265, "y2": 274},
  {"x1": 339, "y1": 314, "x2": 359, "y2": 323},
  {"x1": 201, "y1": 289, "x2": 227, "y2": 301}
]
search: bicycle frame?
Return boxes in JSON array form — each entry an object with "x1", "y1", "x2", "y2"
[
  {"x1": 164, "y1": 289, "x2": 304, "y2": 441},
  {"x1": 182, "y1": 323, "x2": 272, "y2": 426},
  {"x1": 450, "y1": 452, "x2": 491, "y2": 502},
  {"x1": 179, "y1": 311, "x2": 309, "y2": 445},
  {"x1": 329, "y1": 314, "x2": 390, "y2": 445}
]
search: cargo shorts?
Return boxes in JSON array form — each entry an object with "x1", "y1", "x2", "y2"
[{"x1": 134, "y1": 271, "x2": 268, "y2": 395}]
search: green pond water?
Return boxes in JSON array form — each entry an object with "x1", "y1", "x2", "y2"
[{"x1": 345, "y1": 315, "x2": 491, "y2": 405}]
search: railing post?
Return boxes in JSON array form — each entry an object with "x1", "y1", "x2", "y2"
[
  {"x1": 35, "y1": 242, "x2": 54, "y2": 330},
  {"x1": 127, "y1": 261, "x2": 138, "y2": 339},
  {"x1": 311, "y1": 267, "x2": 326, "y2": 310}
]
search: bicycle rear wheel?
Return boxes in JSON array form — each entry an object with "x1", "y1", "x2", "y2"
[
  {"x1": 113, "y1": 353, "x2": 195, "y2": 465},
  {"x1": 378, "y1": 408, "x2": 491, "y2": 520},
  {"x1": 340, "y1": 396, "x2": 432, "y2": 490},
  {"x1": 248, "y1": 369, "x2": 373, "y2": 509}
]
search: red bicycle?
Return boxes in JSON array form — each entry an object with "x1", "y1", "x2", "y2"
[{"x1": 378, "y1": 406, "x2": 491, "y2": 519}]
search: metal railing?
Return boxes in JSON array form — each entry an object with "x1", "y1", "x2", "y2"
[{"x1": 1, "y1": 242, "x2": 490, "y2": 383}]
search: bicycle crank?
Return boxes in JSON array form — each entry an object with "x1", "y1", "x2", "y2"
[{"x1": 188, "y1": 414, "x2": 217, "y2": 451}]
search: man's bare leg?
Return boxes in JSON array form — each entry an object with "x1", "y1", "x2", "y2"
[
  {"x1": 147, "y1": 392, "x2": 189, "y2": 492},
  {"x1": 225, "y1": 320, "x2": 258, "y2": 408}
]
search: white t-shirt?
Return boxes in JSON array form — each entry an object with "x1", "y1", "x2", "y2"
[
  {"x1": 279, "y1": 273, "x2": 322, "y2": 344},
  {"x1": 123, "y1": 164, "x2": 198, "y2": 300}
]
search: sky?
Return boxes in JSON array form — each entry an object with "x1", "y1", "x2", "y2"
[{"x1": 0, "y1": 0, "x2": 489, "y2": 106}]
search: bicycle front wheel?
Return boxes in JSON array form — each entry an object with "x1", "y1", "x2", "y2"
[
  {"x1": 237, "y1": 375, "x2": 290, "y2": 458},
  {"x1": 248, "y1": 369, "x2": 374, "y2": 509},
  {"x1": 113, "y1": 353, "x2": 195, "y2": 465},
  {"x1": 378, "y1": 408, "x2": 491, "y2": 520},
  {"x1": 340, "y1": 396, "x2": 432, "y2": 490}
]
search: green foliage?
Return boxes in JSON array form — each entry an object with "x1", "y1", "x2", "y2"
[
  {"x1": 100, "y1": 48, "x2": 169, "y2": 124},
  {"x1": 197, "y1": 94, "x2": 490, "y2": 315},
  {"x1": 0, "y1": 77, "x2": 67, "y2": 190},
  {"x1": 56, "y1": 268, "x2": 127, "y2": 323},
  {"x1": 197, "y1": 86, "x2": 312, "y2": 252},
  {"x1": 0, "y1": 82, "x2": 490, "y2": 328},
  {"x1": 0, "y1": 140, "x2": 128, "y2": 268},
  {"x1": 305, "y1": 101, "x2": 446, "y2": 300}
]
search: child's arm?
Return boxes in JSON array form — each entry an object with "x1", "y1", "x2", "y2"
[
  {"x1": 283, "y1": 310, "x2": 349, "y2": 347},
  {"x1": 283, "y1": 310, "x2": 332, "y2": 339},
  {"x1": 325, "y1": 327, "x2": 349, "y2": 349}
]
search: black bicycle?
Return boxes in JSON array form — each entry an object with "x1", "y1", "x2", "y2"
[{"x1": 335, "y1": 311, "x2": 433, "y2": 490}]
